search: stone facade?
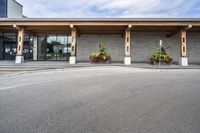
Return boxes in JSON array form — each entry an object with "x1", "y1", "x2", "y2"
[
  {"x1": 77, "y1": 32, "x2": 200, "y2": 64},
  {"x1": 131, "y1": 32, "x2": 180, "y2": 63},
  {"x1": 187, "y1": 33, "x2": 200, "y2": 64},
  {"x1": 77, "y1": 34, "x2": 124, "y2": 62}
]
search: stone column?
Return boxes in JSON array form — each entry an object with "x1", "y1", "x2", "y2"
[
  {"x1": 124, "y1": 25, "x2": 132, "y2": 65},
  {"x1": 15, "y1": 27, "x2": 24, "y2": 64},
  {"x1": 179, "y1": 28, "x2": 188, "y2": 66}
]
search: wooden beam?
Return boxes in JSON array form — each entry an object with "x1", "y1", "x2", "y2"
[
  {"x1": 166, "y1": 30, "x2": 178, "y2": 38},
  {"x1": 166, "y1": 25, "x2": 192, "y2": 38}
]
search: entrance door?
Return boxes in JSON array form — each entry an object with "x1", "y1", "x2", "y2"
[
  {"x1": 23, "y1": 35, "x2": 33, "y2": 60},
  {"x1": 46, "y1": 35, "x2": 69, "y2": 60}
]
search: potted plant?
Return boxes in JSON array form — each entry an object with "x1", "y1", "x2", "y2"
[
  {"x1": 90, "y1": 43, "x2": 111, "y2": 63},
  {"x1": 150, "y1": 44, "x2": 173, "y2": 65}
]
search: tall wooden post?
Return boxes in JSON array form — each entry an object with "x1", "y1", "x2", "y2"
[
  {"x1": 15, "y1": 27, "x2": 24, "y2": 63},
  {"x1": 124, "y1": 25, "x2": 132, "y2": 65},
  {"x1": 69, "y1": 25, "x2": 77, "y2": 64},
  {"x1": 125, "y1": 29, "x2": 131, "y2": 56},
  {"x1": 179, "y1": 28, "x2": 188, "y2": 66},
  {"x1": 180, "y1": 28, "x2": 187, "y2": 57},
  {"x1": 71, "y1": 28, "x2": 76, "y2": 56}
]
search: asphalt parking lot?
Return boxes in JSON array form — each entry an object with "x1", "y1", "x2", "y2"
[{"x1": 0, "y1": 67, "x2": 200, "y2": 133}]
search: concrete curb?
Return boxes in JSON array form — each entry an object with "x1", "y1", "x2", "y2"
[{"x1": 0, "y1": 65, "x2": 200, "y2": 71}]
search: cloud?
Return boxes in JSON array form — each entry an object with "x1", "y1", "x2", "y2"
[{"x1": 17, "y1": 0, "x2": 200, "y2": 18}]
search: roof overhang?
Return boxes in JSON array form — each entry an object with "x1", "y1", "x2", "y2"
[{"x1": 0, "y1": 18, "x2": 200, "y2": 34}]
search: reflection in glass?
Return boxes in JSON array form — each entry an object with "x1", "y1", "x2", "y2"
[
  {"x1": 0, "y1": 33, "x2": 33, "y2": 60},
  {"x1": 0, "y1": 33, "x2": 3, "y2": 60},
  {"x1": 67, "y1": 36, "x2": 72, "y2": 54},
  {"x1": 29, "y1": 36, "x2": 34, "y2": 59},
  {"x1": 38, "y1": 35, "x2": 46, "y2": 60},
  {"x1": 23, "y1": 34, "x2": 33, "y2": 60},
  {"x1": 47, "y1": 35, "x2": 57, "y2": 60},
  {"x1": 3, "y1": 33, "x2": 17, "y2": 60},
  {"x1": 0, "y1": 0, "x2": 7, "y2": 18},
  {"x1": 57, "y1": 35, "x2": 68, "y2": 60},
  {"x1": 37, "y1": 34, "x2": 71, "y2": 61},
  {"x1": 4, "y1": 33, "x2": 17, "y2": 42}
]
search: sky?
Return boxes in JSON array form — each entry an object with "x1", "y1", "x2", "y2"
[{"x1": 17, "y1": 0, "x2": 200, "y2": 18}]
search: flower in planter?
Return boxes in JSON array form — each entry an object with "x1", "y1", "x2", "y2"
[
  {"x1": 150, "y1": 44, "x2": 173, "y2": 64},
  {"x1": 90, "y1": 43, "x2": 111, "y2": 63}
]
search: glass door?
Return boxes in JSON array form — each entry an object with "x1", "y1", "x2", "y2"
[
  {"x1": 57, "y1": 35, "x2": 68, "y2": 60},
  {"x1": 46, "y1": 35, "x2": 57, "y2": 60},
  {"x1": 23, "y1": 35, "x2": 33, "y2": 60},
  {"x1": 38, "y1": 35, "x2": 47, "y2": 60}
]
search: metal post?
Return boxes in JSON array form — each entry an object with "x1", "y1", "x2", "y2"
[{"x1": 159, "y1": 40, "x2": 162, "y2": 70}]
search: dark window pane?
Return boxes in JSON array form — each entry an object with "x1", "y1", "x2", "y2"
[
  {"x1": 0, "y1": 33, "x2": 3, "y2": 60},
  {"x1": 4, "y1": 33, "x2": 17, "y2": 42},
  {"x1": 37, "y1": 35, "x2": 46, "y2": 60},
  {"x1": 57, "y1": 35, "x2": 68, "y2": 60},
  {"x1": 3, "y1": 33, "x2": 17, "y2": 60},
  {"x1": 0, "y1": 0, "x2": 7, "y2": 18}
]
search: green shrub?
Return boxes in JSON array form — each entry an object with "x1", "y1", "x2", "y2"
[
  {"x1": 150, "y1": 44, "x2": 173, "y2": 64},
  {"x1": 90, "y1": 43, "x2": 111, "y2": 63}
]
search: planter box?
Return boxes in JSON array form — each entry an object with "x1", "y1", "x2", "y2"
[
  {"x1": 91, "y1": 60, "x2": 111, "y2": 64},
  {"x1": 151, "y1": 61, "x2": 172, "y2": 65}
]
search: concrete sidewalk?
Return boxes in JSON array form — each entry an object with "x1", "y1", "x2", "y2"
[
  {"x1": 0, "y1": 61, "x2": 200, "y2": 71},
  {"x1": 0, "y1": 61, "x2": 69, "y2": 71}
]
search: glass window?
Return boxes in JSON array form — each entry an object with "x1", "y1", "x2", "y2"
[
  {"x1": 57, "y1": 35, "x2": 68, "y2": 60},
  {"x1": 4, "y1": 33, "x2": 17, "y2": 42},
  {"x1": 29, "y1": 36, "x2": 34, "y2": 59},
  {"x1": 23, "y1": 34, "x2": 33, "y2": 60},
  {"x1": 0, "y1": 33, "x2": 3, "y2": 60},
  {"x1": 3, "y1": 33, "x2": 17, "y2": 60},
  {"x1": 57, "y1": 35, "x2": 67, "y2": 45},
  {"x1": 23, "y1": 34, "x2": 30, "y2": 42},
  {"x1": 37, "y1": 34, "x2": 71, "y2": 61},
  {"x1": 0, "y1": 0, "x2": 7, "y2": 18},
  {"x1": 67, "y1": 36, "x2": 72, "y2": 53},
  {"x1": 46, "y1": 35, "x2": 57, "y2": 60},
  {"x1": 37, "y1": 35, "x2": 46, "y2": 60}
]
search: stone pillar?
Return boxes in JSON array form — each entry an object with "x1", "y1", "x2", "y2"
[
  {"x1": 15, "y1": 27, "x2": 24, "y2": 64},
  {"x1": 33, "y1": 36, "x2": 37, "y2": 60},
  {"x1": 69, "y1": 25, "x2": 77, "y2": 64},
  {"x1": 179, "y1": 28, "x2": 188, "y2": 66},
  {"x1": 124, "y1": 27, "x2": 131, "y2": 65}
]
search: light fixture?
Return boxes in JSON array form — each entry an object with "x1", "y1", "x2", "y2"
[
  {"x1": 13, "y1": 24, "x2": 17, "y2": 28},
  {"x1": 187, "y1": 24, "x2": 192, "y2": 29},
  {"x1": 70, "y1": 24, "x2": 73, "y2": 28}
]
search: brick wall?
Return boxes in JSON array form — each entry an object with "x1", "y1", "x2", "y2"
[
  {"x1": 187, "y1": 33, "x2": 200, "y2": 64},
  {"x1": 77, "y1": 32, "x2": 200, "y2": 64},
  {"x1": 77, "y1": 34, "x2": 124, "y2": 62},
  {"x1": 131, "y1": 32, "x2": 180, "y2": 63}
]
